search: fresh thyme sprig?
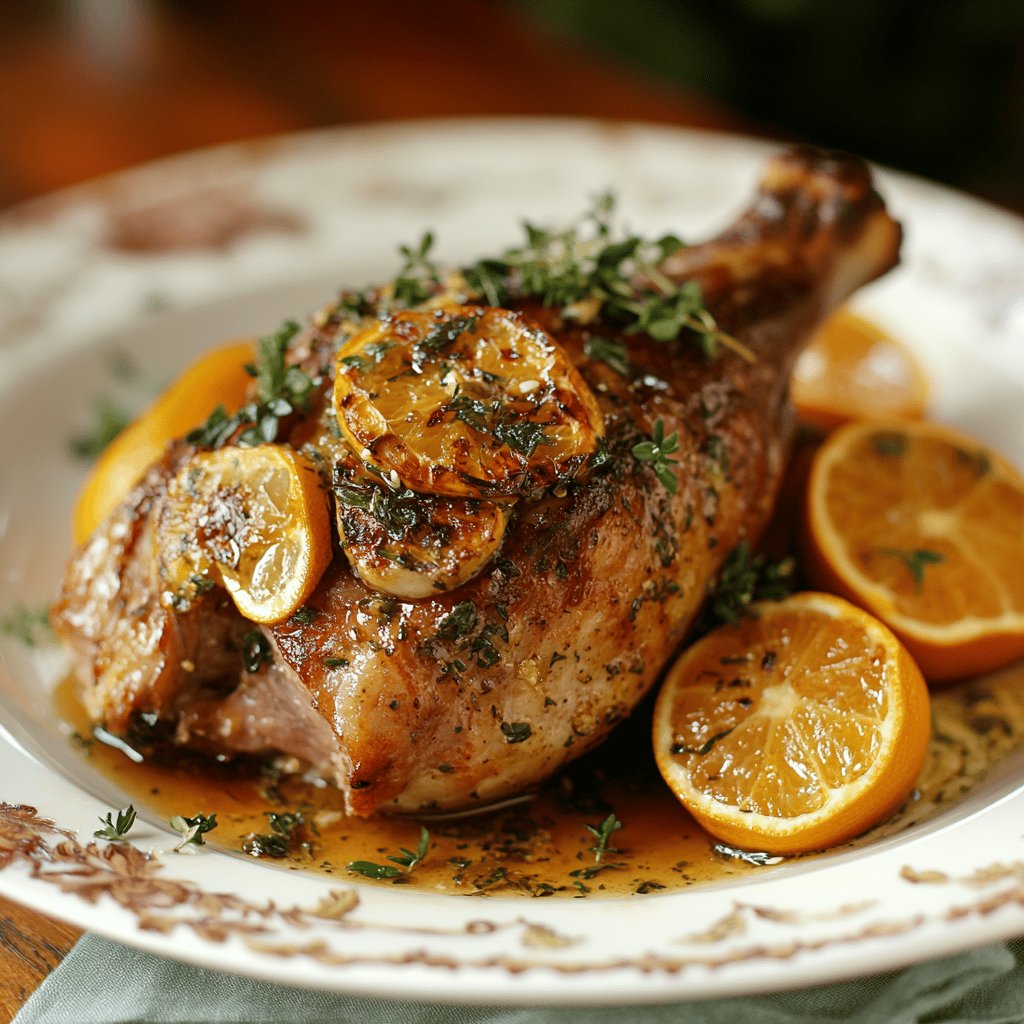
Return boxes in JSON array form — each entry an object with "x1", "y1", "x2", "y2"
[
  {"x1": 186, "y1": 320, "x2": 314, "y2": 448},
  {"x1": 706, "y1": 541, "x2": 795, "y2": 627},
  {"x1": 347, "y1": 826, "x2": 430, "y2": 880},
  {"x1": 631, "y1": 420, "x2": 680, "y2": 494},
  {"x1": 94, "y1": 804, "x2": 137, "y2": 842},
  {"x1": 456, "y1": 195, "x2": 752, "y2": 361},
  {"x1": 586, "y1": 813, "x2": 623, "y2": 864},
  {"x1": 169, "y1": 812, "x2": 218, "y2": 852}
]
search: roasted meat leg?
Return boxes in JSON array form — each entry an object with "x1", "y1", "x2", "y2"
[{"x1": 53, "y1": 147, "x2": 901, "y2": 816}]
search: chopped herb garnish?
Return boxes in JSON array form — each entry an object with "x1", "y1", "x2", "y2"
[
  {"x1": 631, "y1": 419, "x2": 680, "y2": 494},
  {"x1": 169, "y1": 812, "x2": 218, "y2": 852},
  {"x1": 0, "y1": 603, "x2": 55, "y2": 648},
  {"x1": 436, "y1": 601, "x2": 478, "y2": 642},
  {"x1": 70, "y1": 398, "x2": 133, "y2": 460},
  {"x1": 291, "y1": 606, "x2": 321, "y2": 625},
  {"x1": 876, "y1": 547, "x2": 944, "y2": 590},
  {"x1": 347, "y1": 826, "x2": 430, "y2": 879},
  {"x1": 493, "y1": 419, "x2": 551, "y2": 458},
  {"x1": 500, "y1": 721, "x2": 533, "y2": 744},
  {"x1": 458, "y1": 196, "x2": 751, "y2": 361},
  {"x1": 241, "y1": 629, "x2": 273, "y2": 673},
  {"x1": 706, "y1": 542, "x2": 794, "y2": 627},
  {"x1": 187, "y1": 320, "x2": 314, "y2": 448},
  {"x1": 242, "y1": 811, "x2": 306, "y2": 859},
  {"x1": 324, "y1": 656, "x2": 349, "y2": 669},
  {"x1": 94, "y1": 804, "x2": 137, "y2": 842},
  {"x1": 417, "y1": 315, "x2": 477, "y2": 358}
]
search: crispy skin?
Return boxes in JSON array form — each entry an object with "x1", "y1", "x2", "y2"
[{"x1": 53, "y1": 147, "x2": 901, "y2": 816}]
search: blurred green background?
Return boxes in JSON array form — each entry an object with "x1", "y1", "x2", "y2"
[{"x1": 512, "y1": 0, "x2": 1024, "y2": 209}]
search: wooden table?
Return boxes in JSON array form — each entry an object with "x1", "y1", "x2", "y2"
[{"x1": 0, "y1": 2, "x2": 740, "y2": 1019}]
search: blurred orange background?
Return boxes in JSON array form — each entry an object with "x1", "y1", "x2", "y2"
[{"x1": 2, "y1": 0, "x2": 1020, "y2": 212}]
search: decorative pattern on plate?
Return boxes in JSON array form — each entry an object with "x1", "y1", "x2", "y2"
[
  {"x1": 3, "y1": 801, "x2": 1024, "y2": 980},
  {"x1": 1, "y1": 120, "x2": 1023, "y2": 1005}
]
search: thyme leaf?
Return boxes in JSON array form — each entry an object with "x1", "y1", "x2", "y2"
[
  {"x1": 347, "y1": 826, "x2": 430, "y2": 879},
  {"x1": 706, "y1": 542, "x2": 794, "y2": 627},
  {"x1": 94, "y1": 804, "x2": 137, "y2": 842},
  {"x1": 500, "y1": 721, "x2": 533, "y2": 744},
  {"x1": 169, "y1": 812, "x2": 218, "y2": 852},
  {"x1": 631, "y1": 419, "x2": 680, "y2": 494},
  {"x1": 242, "y1": 811, "x2": 307, "y2": 859},
  {"x1": 186, "y1": 320, "x2": 313, "y2": 449},
  {"x1": 585, "y1": 812, "x2": 623, "y2": 864}
]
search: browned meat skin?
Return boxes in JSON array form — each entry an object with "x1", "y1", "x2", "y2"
[
  {"x1": 52, "y1": 448, "x2": 252, "y2": 733},
  {"x1": 52, "y1": 147, "x2": 901, "y2": 815},
  {"x1": 272, "y1": 148, "x2": 901, "y2": 816}
]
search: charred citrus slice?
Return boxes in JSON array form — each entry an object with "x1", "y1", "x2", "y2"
[
  {"x1": 804, "y1": 419, "x2": 1024, "y2": 681},
  {"x1": 335, "y1": 472, "x2": 511, "y2": 599},
  {"x1": 157, "y1": 445, "x2": 331, "y2": 624},
  {"x1": 653, "y1": 591, "x2": 930, "y2": 855},
  {"x1": 333, "y1": 305, "x2": 604, "y2": 498},
  {"x1": 792, "y1": 310, "x2": 929, "y2": 432},
  {"x1": 74, "y1": 340, "x2": 255, "y2": 544}
]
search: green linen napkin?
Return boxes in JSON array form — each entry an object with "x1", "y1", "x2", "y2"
[{"x1": 14, "y1": 935, "x2": 1024, "y2": 1024}]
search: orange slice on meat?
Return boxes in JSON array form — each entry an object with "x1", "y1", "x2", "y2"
[
  {"x1": 157, "y1": 444, "x2": 331, "y2": 624},
  {"x1": 74, "y1": 340, "x2": 255, "y2": 544},
  {"x1": 653, "y1": 591, "x2": 930, "y2": 855},
  {"x1": 333, "y1": 305, "x2": 604, "y2": 498},
  {"x1": 792, "y1": 310, "x2": 929, "y2": 432},
  {"x1": 803, "y1": 419, "x2": 1024, "y2": 681}
]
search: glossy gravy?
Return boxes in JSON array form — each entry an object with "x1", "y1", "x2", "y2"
[{"x1": 58, "y1": 661, "x2": 1024, "y2": 898}]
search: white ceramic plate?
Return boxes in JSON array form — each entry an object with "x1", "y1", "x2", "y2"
[{"x1": 1, "y1": 119, "x2": 1023, "y2": 1007}]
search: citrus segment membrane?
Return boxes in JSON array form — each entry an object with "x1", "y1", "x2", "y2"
[
  {"x1": 156, "y1": 445, "x2": 331, "y2": 624},
  {"x1": 333, "y1": 305, "x2": 604, "y2": 498},
  {"x1": 804, "y1": 420, "x2": 1024, "y2": 680},
  {"x1": 653, "y1": 592, "x2": 930, "y2": 854}
]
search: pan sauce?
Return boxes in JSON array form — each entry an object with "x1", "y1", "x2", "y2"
[{"x1": 58, "y1": 660, "x2": 1024, "y2": 898}]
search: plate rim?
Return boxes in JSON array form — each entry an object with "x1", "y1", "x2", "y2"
[{"x1": 2, "y1": 116, "x2": 1024, "y2": 1007}]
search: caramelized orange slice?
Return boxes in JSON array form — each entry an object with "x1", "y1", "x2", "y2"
[
  {"x1": 792, "y1": 310, "x2": 929, "y2": 432},
  {"x1": 333, "y1": 306, "x2": 603, "y2": 498},
  {"x1": 157, "y1": 445, "x2": 331, "y2": 624},
  {"x1": 653, "y1": 592, "x2": 930, "y2": 855},
  {"x1": 74, "y1": 340, "x2": 255, "y2": 544},
  {"x1": 803, "y1": 419, "x2": 1024, "y2": 681}
]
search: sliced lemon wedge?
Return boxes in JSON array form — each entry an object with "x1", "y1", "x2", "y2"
[
  {"x1": 333, "y1": 305, "x2": 604, "y2": 498},
  {"x1": 157, "y1": 445, "x2": 331, "y2": 624}
]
